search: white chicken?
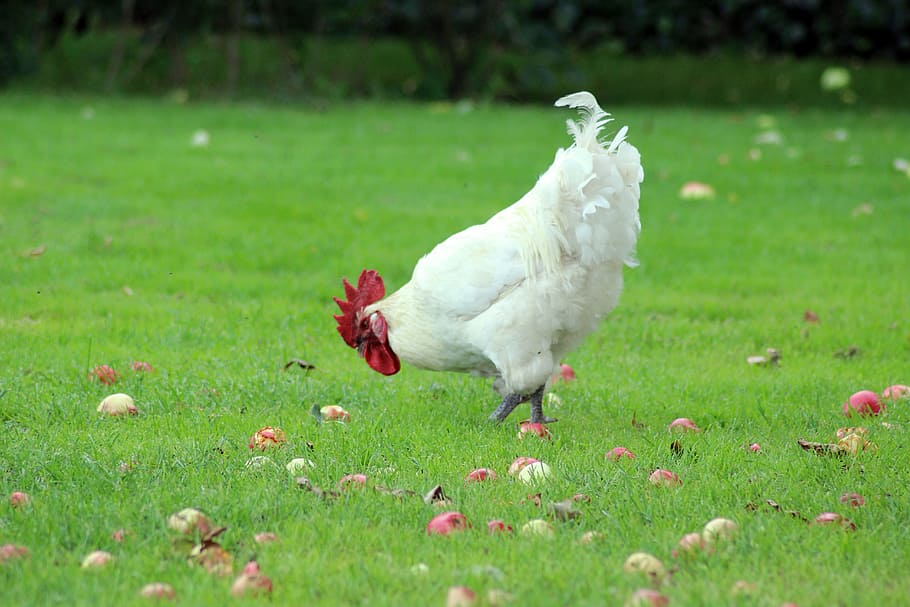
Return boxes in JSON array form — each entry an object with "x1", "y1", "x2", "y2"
[{"x1": 334, "y1": 91, "x2": 643, "y2": 423}]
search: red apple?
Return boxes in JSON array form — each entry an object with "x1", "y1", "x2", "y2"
[
  {"x1": 0, "y1": 544, "x2": 29, "y2": 563},
  {"x1": 668, "y1": 417, "x2": 701, "y2": 433},
  {"x1": 882, "y1": 384, "x2": 910, "y2": 400},
  {"x1": 248, "y1": 426, "x2": 287, "y2": 450},
  {"x1": 748, "y1": 443, "x2": 762, "y2": 453},
  {"x1": 648, "y1": 469, "x2": 681, "y2": 487},
  {"x1": 553, "y1": 363, "x2": 576, "y2": 383},
  {"x1": 231, "y1": 563, "x2": 273, "y2": 598},
  {"x1": 839, "y1": 492, "x2": 865, "y2": 507},
  {"x1": 508, "y1": 457, "x2": 539, "y2": 476},
  {"x1": 131, "y1": 361, "x2": 154, "y2": 373},
  {"x1": 9, "y1": 491, "x2": 30, "y2": 508},
  {"x1": 81, "y1": 550, "x2": 114, "y2": 569},
  {"x1": 320, "y1": 405, "x2": 351, "y2": 422},
  {"x1": 487, "y1": 520, "x2": 513, "y2": 534},
  {"x1": 518, "y1": 421, "x2": 551, "y2": 441},
  {"x1": 465, "y1": 468, "x2": 497, "y2": 482},
  {"x1": 111, "y1": 529, "x2": 132, "y2": 542},
  {"x1": 90, "y1": 365, "x2": 119, "y2": 385},
  {"x1": 446, "y1": 586, "x2": 477, "y2": 607},
  {"x1": 672, "y1": 532, "x2": 710, "y2": 558},
  {"x1": 842, "y1": 390, "x2": 884, "y2": 417},
  {"x1": 166, "y1": 508, "x2": 212, "y2": 536},
  {"x1": 337, "y1": 474, "x2": 367, "y2": 490},
  {"x1": 139, "y1": 583, "x2": 175, "y2": 600},
  {"x1": 606, "y1": 447, "x2": 636, "y2": 461},
  {"x1": 626, "y1": 588, "x2": 669, "y2": 607},
  {"x1": 427, "y1": 511, "x2": 469, "y2": 535},
  {"x1": 254, "y1": 532, "x2": 280, "y2": 544},
  {"x1": 812, "y1": 512, "x2": 856, "y2": 530}
]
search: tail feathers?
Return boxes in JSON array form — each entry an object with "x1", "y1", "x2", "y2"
[{"x1": 555, "y1": 91, "x2": 612, "y2": 150}]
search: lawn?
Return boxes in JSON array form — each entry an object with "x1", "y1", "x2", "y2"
[{"x1": 1, "y1": 92, "x2": 909, "y2": 606}]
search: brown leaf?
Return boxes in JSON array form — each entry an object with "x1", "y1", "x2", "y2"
[
  {"x1": 284, "y1": 359, "x2": 315, "y2": 371},
  {"x1": 295, "y1": 476, "x2": 339, "y2": 500},
  {"x1": 745, "y1": 499, "x2": 808, "y2": 522},
  {"x1": 374, "y1": 485, "x2": 417, "y2": 498},
  {"x1": 521, "y1": 493, "x2": 542, "y2": 507},
  {"x1": 834, "y1": 345, "x2": 861, "y2": 359},
  {"x1": 422, "y1": 484, "x2": 450, "y2": 506},
  {"x1": 803, "y1": 310, "x2": 820, "y2": 323},
  {"x1": 798, "y1": 439, "x2": 846, "y2": 456},
  {"x1": 547, "y1": 499, "x2": 581, "y2": 521},
  {"x1": 631, "y1": 412, "x2": 645, "y2": 429},
  {"x1": 189, "y1": 540, "x2": 233, "y2": 576},
  {"x1": 26, "y1": 244, "x2": 46, "y2": 257}
]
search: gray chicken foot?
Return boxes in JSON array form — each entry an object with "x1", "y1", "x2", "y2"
[
  {"x1": 529, "y1": 385, "x2": 558, "y2": 424},
  {"x1": 487, "y1": 392, "x2": 527, "y2": 422},
  {"x1": 488, "y1": 386, "x2": 557, "y2": 424}
]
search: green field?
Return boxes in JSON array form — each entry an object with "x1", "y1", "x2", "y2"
[{"x1": 1, "y1": 93, "x2": 909, "y2": 606}]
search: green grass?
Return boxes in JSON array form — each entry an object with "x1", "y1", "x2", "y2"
[{"x1": 1, "y1": 93, "x2": 909, "y2": 606}]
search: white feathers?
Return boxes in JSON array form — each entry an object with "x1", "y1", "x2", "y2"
[
  {"x1": 555, "y1": 91, "x2": 613, "y2": 151},
  {"x1": 375, "y1": 91, "x2": 643, "y2": 395}
]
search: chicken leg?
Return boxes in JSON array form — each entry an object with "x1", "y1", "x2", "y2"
[{"x1": 487, "y1": 386, "x2": 557, "y2": 424}]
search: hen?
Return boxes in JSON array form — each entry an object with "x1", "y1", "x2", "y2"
[{"x1": 334, "y1": 91, "x2": 643, "y2": 423}]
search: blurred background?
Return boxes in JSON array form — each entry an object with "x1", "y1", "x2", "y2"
[{"x1": 1, "y1": 0, "x2": 908, "y2": 106}]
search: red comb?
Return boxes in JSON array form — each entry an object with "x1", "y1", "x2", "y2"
[{"x1": 333, "y1": 269, "x2": 386, "y2": 347}]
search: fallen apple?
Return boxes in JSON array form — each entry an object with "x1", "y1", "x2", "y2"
[
  {"x1": 81, "y1": 550, "x2": 114, "y2": 569},
  {"x1": 427, "y1": 511, "x2": 469, "y2": 535},
  {"x1": 338, "y1": 474, "x2": 368, "y2": 490},
  {"x1": 578, "y1": 530, "x2": 604, "y2": 545},
  {"x1": 812, "y1": 512, "x2": 856, "y2": 530},
  {"x1": 553, "y1": 363, "x2": 576, "y2": 383},
  {"x1": 139, "y1": 583, "x2": 175, "y2": 600},
  {"x1": 285, "y1": 458, "x2": 316, "y2": 475},
  {"x1": 111, "y1": 529, "x2": 132, "y2": 542},
  {"x1": 747, "y1": 443, "x2": 762, "y2": 453},
  {"x1": 518, "y1": 461, "x2": 552, "y2": 484},
  {"x1": 231, "y1": 562, "x2": 273, "y2": 597},
  {"x1": 625, "y1": 588, "x2": 669, "y2": 607},
  {"x1": 166, "y1": 508, "x2": 212, "y2": 536},
  {"x1": 487, "y1": 520, "x2": 513, "y2": 534},
  {"x1": 842, "y1": 390, "x2": 884, "y2": 417},
  {"x1": 622, "y1": 552, "x2": 666, "y2": 582},
  {"x1": 839, "y1": 492, "x2": 865, "y2": 507},
  {"x1": 90, "y1": 365, "x2": 119, "y2": 385},
  {"x1": 131, "y1": 361, "x2": 154, "y2": 373},
  {"x1": 320, "y1": 405, "x2": 351, "y2": 422},
  {"x1": 249, "y1": 426, "x2": 287, "y2": 450},
  {"x1": 97, "y1": 393, "x2": 138, "y2": 416},
  {"x1": 882, "y1": 384, "x2": 910, "y2": 400},
  {"x1": 679, "y1": 181, "x2": 716, "y2": 200},
  {"x1": 466, "y1": 468, "x2": 497, "y2": 482},
  {"x1": 508, "y1": 457, "x2": 539, "y2": 476},
  {"x1": 9, "y1": 491, "x2": 30, "y2": 508},
  {"x1": 668, "y1": 417, "x2": 700, "y2": 433},
  {"x1": 672, "y1": 532, "x2": 710, "y2": 558},
  {"x1": 703, "y1": 517, "x2": 739, "y2": 543},
  {"x1": 520, "y1": 519, "x2": 554, "y2": 538},
  {"x1": 518, "y1": 421, "x2": 552, "y2": 441},
  {"x1": 447, "y1": 586, "x2": 477, "y2": 607},
  {"x1": 189, "y1": 542, "x2": 233, "y2": 576},
  {"x1": 0, "y1": 544, "x2": 29, "y2": 563},
  {"x1": 254, "y1": 532, "x2": 279, "y2": 544},
  {"x1": 606, "y1": 446, "x2": 636, "y2": 461},
  {"x1": 648, "y1": 469, "x2": 681, "y2": 488}
]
